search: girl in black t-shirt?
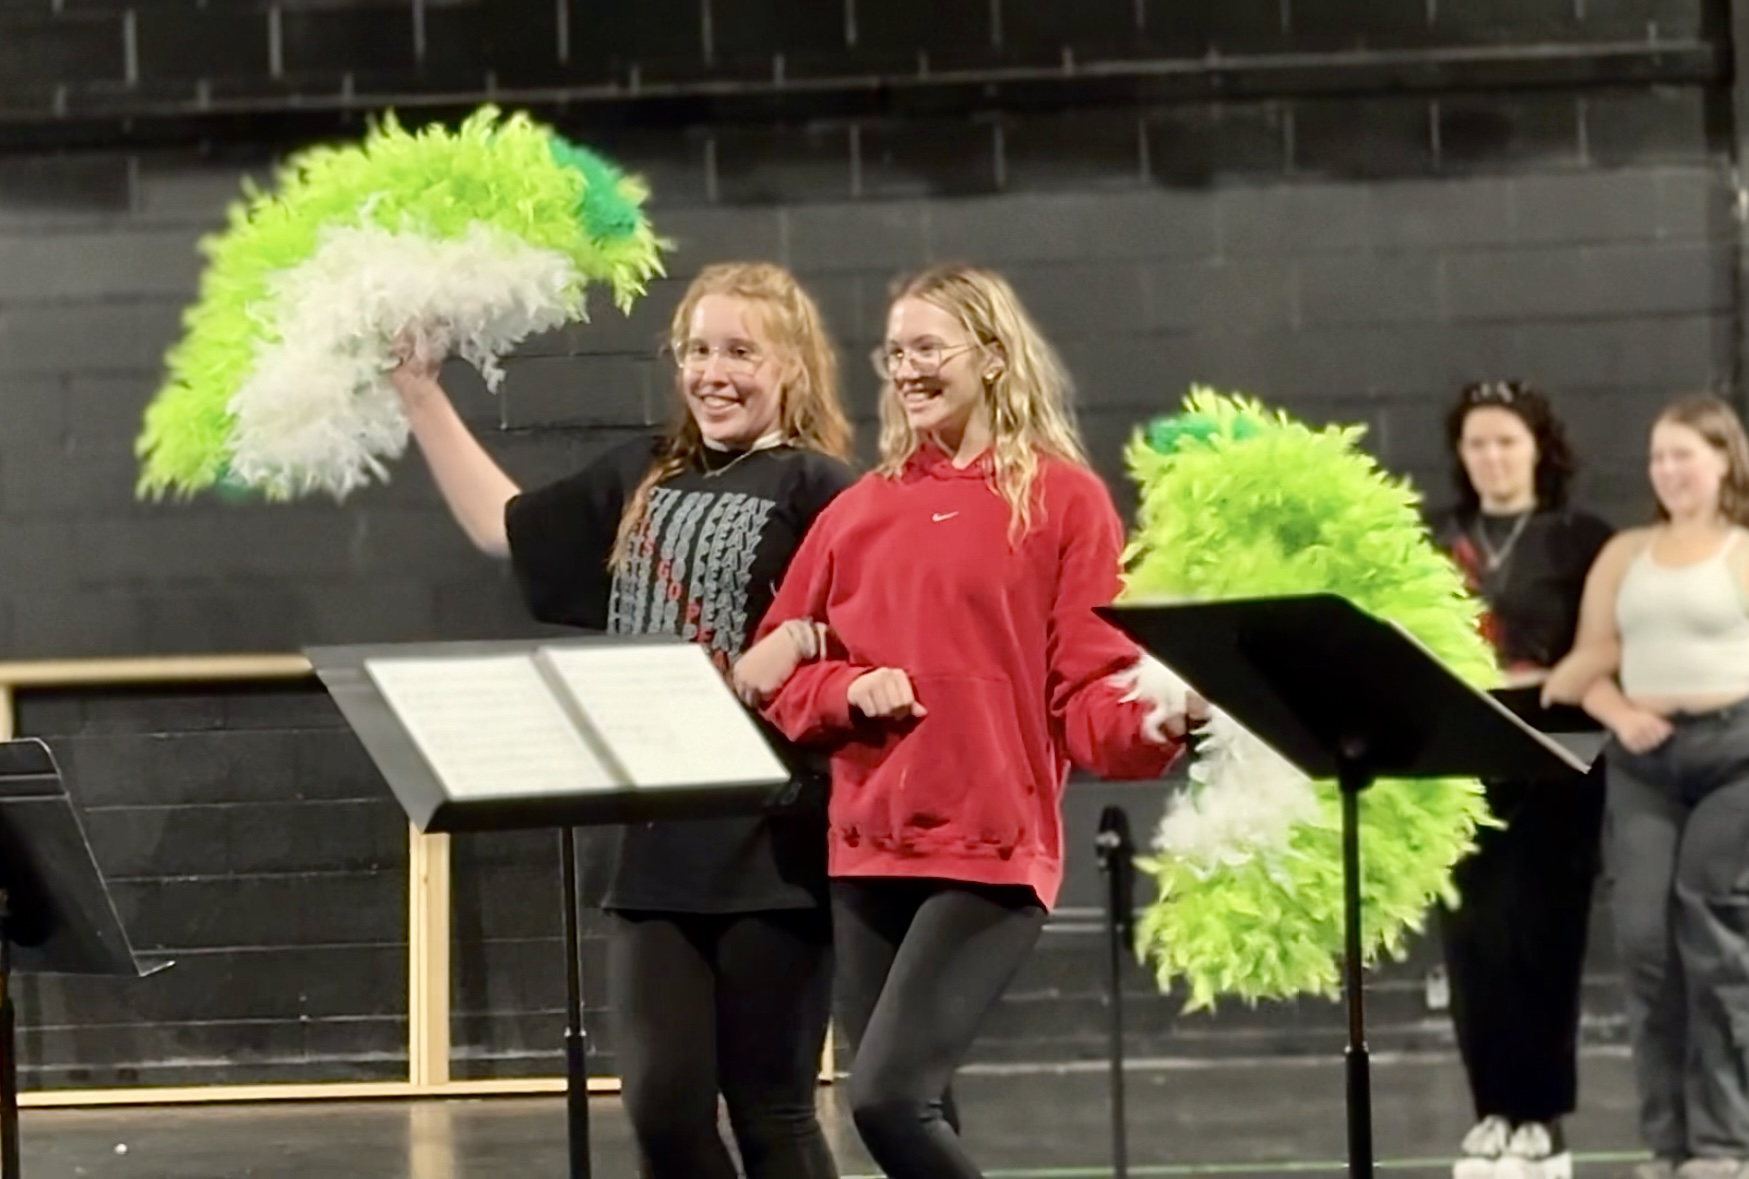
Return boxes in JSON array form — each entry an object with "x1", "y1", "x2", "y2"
[
  {"x1": 389, "y1": 262, "x2": 855, "y2": 1179},
  {"x1": 1427, "y1": 381, "x2": 1613, "y2": 1179}
]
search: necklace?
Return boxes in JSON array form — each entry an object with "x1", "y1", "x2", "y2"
[
  {"x1": 701, "y1": 430, "x2": 785, "y2": 479},
  {"x1": 702, "y1": 447, "x2": 763, "y2": 479},
  {"x1": 1472, "y1": 511, "x2": 1532, "y2": 572}
]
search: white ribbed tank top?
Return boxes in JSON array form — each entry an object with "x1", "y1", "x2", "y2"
[{"x1": 1616, "y1": 529, "x2": 1749, "y2": 699}]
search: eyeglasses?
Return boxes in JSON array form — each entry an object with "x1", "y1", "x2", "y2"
[
  {"x1": 870, "y1": 340, "x2": 981, "y2": 380},
  {"x1": 671, "y1": 340, "x2": 765, "y2": 376}
]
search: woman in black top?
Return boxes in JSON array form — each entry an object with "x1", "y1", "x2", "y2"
[
  {"x1": 1428, "y1": 381, "x2": 1613, "y2": 1179},
  {"x1": 389, "y1": 262, "x2": 855, "y2": 1179}
]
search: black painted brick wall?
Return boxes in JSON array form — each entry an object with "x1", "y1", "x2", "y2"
[
  {"x1": 10, "y1": 678, "x2": 641, "y2": 1087},
  {"x1": 449, "y1": 828, "x2": 619, "y2": 1080},
  {"x1": 0, "y1": 0, "x2": 1732, "y2": 1077},
  {"x1": 10, "y1": 681, "x2": 409, "y2": 1088},
  {"x1": 0, "y1": 93, "x2": 1728, "y2": 664},
  {"x1": 0, "y1": 0, "x2": 1717, "y2": 115}
]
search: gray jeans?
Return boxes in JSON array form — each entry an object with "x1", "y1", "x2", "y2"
[{"x1": 1607, "y1": 698, "x2": 1749, "y2": 1160}]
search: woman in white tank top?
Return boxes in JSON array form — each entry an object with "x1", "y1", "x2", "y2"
[{"x1": 1544, "y1": 394, "x2": 1749, "y2": 1179}]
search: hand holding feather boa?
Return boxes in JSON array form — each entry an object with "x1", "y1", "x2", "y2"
[
  {"x1": 135, "y1": 106, "x2": 667, "y2": 502},
  {"x1": 1117, "y1": 390, "x2": 1496, "y2": 1010}
]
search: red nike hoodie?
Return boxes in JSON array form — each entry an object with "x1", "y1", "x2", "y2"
[{"x1": 755, "y1": 443, "x2": 1183, "y2": 909}]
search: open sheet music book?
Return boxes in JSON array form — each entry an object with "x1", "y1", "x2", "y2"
[{"x1": 361, "y1": 641, "x2": 790, "y2": 801}]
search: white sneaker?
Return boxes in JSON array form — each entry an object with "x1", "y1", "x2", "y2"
[
  {"x1": 1676, "y1": 1160, "x2": 1749, "y2": 1179},
  {"x1": 1634, "y1": 1162, "x2": 1680, "y2": 1179},
  {"x1": 1496, "y1": 1123, "x2": 1572, "y2": 1179},
  {"x1": 1455, "y1": 1116, "x2": 1513, "y2": 1179}
]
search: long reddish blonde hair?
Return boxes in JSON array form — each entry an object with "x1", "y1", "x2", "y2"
[{"x1": 610, "y1": 263, "x2": 852, "y2": 568}]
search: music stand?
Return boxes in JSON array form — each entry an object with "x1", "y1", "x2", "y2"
[
  {"x1": 0, "y1": 739, "x2": 169, "y2": 1179},
  {"x1": 1489, "y1": 685, "x2": 1607, "y2": 759},
  {"x1": 1098, "y1": 595, "x2": 1594, "y2": 1179},
  {"x1": 306, "y1": 636, "x2": 796, "y2": 1179},
  {"x1": 1094, "y1": 806, "x2": 1136, "y2": 1179}
]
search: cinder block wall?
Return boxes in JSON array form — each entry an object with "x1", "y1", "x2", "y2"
[{"x1": 0, "y1": 0, "x2": 1728, "y2": 1080}]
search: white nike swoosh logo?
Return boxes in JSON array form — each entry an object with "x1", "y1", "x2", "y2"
[{"x1": 932, "y1": 512, "x2": 958, "y2": 522}]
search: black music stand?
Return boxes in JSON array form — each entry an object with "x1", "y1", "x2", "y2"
[
  {"x1": 0, "y1": 739, "x2": 168, "y2": 1179},
  {"x1": 1489, "y1": 686, "x2": 1608, "y2": 759},
  {"x1": 307, "y1": 636, "x2": 795, "y2": 1179},
  {"x1": 1098, "y1": 595, "x2": 1593, "y2": 1179},
  {"x1": 1094, "y1": 805, "x2": 1136, "y2": 1179}
]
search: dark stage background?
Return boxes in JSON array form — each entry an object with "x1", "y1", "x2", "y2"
[{"x1": 0, "y1": 0, "x2": 1735, "y2": 1088}]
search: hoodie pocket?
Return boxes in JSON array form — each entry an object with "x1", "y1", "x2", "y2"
[{"x1": 865, "y1": 673, "x2": 1040, "y2": 856}]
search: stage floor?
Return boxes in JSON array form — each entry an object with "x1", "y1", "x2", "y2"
[{"x1": 21, "y1": 1048, "x2": 1646, "y2": 1178}]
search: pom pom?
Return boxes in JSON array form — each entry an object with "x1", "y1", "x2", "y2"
[
  {"x1": 1153, "y1": 717, "x2": 1322, "y2": 874},
  {"x1": 1110, "y1": 652, "x2": 1325, "y2": 866},
  {"x1": 136, "y1": 105, "x2": 668, "y2": 502},
  {"x1": 1120, "y1": 387, "x2": 1494, "y2": 1009},
  {"x1": 224, "y1": 223, "x2": 581, "y2": 499}
]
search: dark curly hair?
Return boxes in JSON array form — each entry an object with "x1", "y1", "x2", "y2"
[{"x1": 1444, "y1": 380, "x2": 1578, "y2": 515}]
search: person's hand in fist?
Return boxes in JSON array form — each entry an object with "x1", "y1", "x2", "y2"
[{"x1": 848, "y1": 669, "x2": 927, "y2": 721}]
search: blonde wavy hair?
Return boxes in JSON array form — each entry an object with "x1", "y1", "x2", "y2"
[
  {"x1": 876, "y1": 264, "x2": 1088, "y2": 539},
  {"x1": 611, "y1": 262, "x2": 852, "y2": 568}
]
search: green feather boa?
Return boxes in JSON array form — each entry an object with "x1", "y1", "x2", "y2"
[
  {"x1": 136, "y1": 106, "x2": 665, "y2": 501},
  {"x1": 1120, "y1": 389, "x2": 1496, "y2": 1009}
]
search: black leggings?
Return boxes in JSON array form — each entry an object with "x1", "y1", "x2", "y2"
[
  {"x1": 1439, "y1": 774, "x2": 1605, "y2": 1125},
  {"x1": 832, "y1": 877, "x2": 1047, "y2": 1179},
  {"x1": 608, "y1": 909, "x2": 836, "y2": 1179}
]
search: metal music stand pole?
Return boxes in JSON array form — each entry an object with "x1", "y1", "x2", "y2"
[
  {"x1": 560, "y1": 828, "x2": 592, "y2": 1179},
  {"x1": 1095, "y1": 805, "x2": 1135, "y2": 1179}
]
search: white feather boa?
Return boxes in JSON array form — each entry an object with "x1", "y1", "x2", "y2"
[
  {"x1": 226, "y1": 222, "x2": 585, "y2": 499},
  {"x1": 1110, "y1": 654, "x2": 1320, "y2": 874}
]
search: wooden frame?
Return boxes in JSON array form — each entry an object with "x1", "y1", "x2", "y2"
[{"x1": 0, "y1": 654, "x2": 835, "y2": 1108}]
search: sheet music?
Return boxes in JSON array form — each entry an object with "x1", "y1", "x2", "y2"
[
  {"x1": 364, "y1": 654, "x2": 619, "y2": 798},
  {"x1": 537, "y1": 643, "x2": 789, "y2": 788}
]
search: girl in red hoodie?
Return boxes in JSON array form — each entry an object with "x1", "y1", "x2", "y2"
[{"x1": 733, "y1": 264, "x2": 1195, "y2": 1178}]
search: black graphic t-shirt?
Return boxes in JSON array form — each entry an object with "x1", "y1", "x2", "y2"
[
  {"x1": 504, "y1": 435, "x2": 855, "y2": 913},
  {"x1": 1428, "y1": 505, "x2": 1614, "y2": 671}
]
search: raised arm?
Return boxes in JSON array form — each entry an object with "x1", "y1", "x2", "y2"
[{"x1": 389, "y1": 349, "x2": 520, "y2": 556}]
